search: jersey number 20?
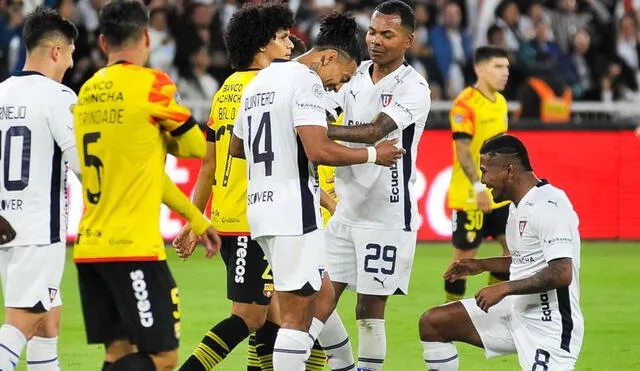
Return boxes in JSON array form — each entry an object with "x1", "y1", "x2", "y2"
[
  {"x1": 0, "y1": 126, "x2": 32, "y2": 192},
  {"x1": 247, "y1": 112, "x2": 274, "y2": 177}
]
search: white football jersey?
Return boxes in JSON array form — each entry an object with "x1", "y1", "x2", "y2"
[
  {"x1": 234, "y1": 60, "x2": 325, "y2": 239},
  {"x1": 506, "y1": 180, "x2": 584, "y2": 354},
  {"x1": 0, "y1": 72, "x2": 77, "y2": 247},
  {"x1": 328, "y1": 61, "x2": 430, "y2": 230}
]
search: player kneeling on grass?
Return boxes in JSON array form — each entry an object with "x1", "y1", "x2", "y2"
[
  {"x1": 0, "y1": 7, "x2": 79, "y2": 371},
  {"x1": 418, "y1": 134, "x2": 584, "y2": 371}
]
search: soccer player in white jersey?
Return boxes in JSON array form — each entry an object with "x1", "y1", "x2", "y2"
[
  {"x1": 229, "y1": 12, "x2": 405, "y2": 371},
  {"x1": 418, "y1": 134, "x2": 584, "y2": 371},
  {"x1": 0, "y1": 7, "x2": 79, "y2": 371},
  {"x1": 322, "y1": 1, "x2": 430, "y2": 369}
]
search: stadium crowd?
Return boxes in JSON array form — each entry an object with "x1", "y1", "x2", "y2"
[{"x1": 1, "y1": 0, "x2": 638, "y2": 111}]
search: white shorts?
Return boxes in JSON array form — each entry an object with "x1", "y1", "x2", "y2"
[
  {"x1": 0, "y1": 243, "x2": 65, "y2": 311},
  {"x1": 325, "y1": 220, "x2": 416, "y2": 295},
  {"x1": 462, "y1": 298, "x2": 580, "y2": 370},
  {"x1": 255, "y1": 229, "x2": 324, "y2": 292}
]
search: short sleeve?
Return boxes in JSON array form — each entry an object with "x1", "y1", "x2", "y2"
[
  {"x1": 232, "y1": 102, "x2": 245, "y2": 140},
  {"x1": 292, "y1": 71, "x2": 327, "y2": 128},
  {"x1": 49, "y1": 89, "x2": 78, "y2": 152},
  {"x1": 450, "y1": 100, "x2": 475, "y2": 139},
  {"x1": 381, "y1": 80, "x2": 431, "y2": 130},
  {"x1": 533, "y1": 202, "x2": 579, "y2": 262},
  {"x1": 147, "y1": 70, "x2": 195, "y2": 134}
]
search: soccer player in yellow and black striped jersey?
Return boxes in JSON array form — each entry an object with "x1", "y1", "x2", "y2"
[
  {"x1": 172, "y1": 4, "x2": 302, "y2": 371},
  {"x1": 73, "y1": 1, "x2": 221, "y2": 370},
  {"x1": 445, "y1": 46, "x2": 511, "y2": 303}
]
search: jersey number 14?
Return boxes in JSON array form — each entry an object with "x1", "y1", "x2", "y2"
[{"x1": 247, "y1": 111, "x2": 274, "y2": 178}]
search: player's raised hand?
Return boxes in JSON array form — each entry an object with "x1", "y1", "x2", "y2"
[
  {"x1": 0, "y1": 216, "x2": 16, "y2": 245},
  {"x1": 474, "y1": 283, "x2": 508, "y2": 312},
  {"x1": 476, "y1": 190, "x2": 492, "y2": 213},
  {"x1": 374, "y1": 138, "x2": 406, "y2": 166},
  {"x1": 198, "y1": 226, "x2": 222, "y2": 258},
  {"x1": 173, "y1": 223, "x2": 198, "y2": 259},
  {"x1": 443, "y1": 258, "x2": 484, "y2": 282}
]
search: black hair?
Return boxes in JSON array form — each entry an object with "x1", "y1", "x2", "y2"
[
  {"x1": 99, "y1": 0, "x2": 149, "y2": 48},
  {"x1": 224, "y1": 2, "x2": 294, "y2": 70},
  {"x1": 314, "y1": 12, "x2": 362, "y2": 64},
  {"x1": 487, "y1": 25, "x2": 504, "y2": 44},
  {"x1": 494, "y1": 0, "x2": 516, "y2": 20},
  {"x1": 373, "y1": 0, "x2": 416, "y2": 32},
  {"x1": 22, "y1": 6, "x2": 78, "y2": 51},
  {"x1": 474, "y1": 45, "x2": 509, "y2": 65},
  {"x1": 480, "y1": 134, "x2": 533, "y2": 171},
  {"x1": 289, "y1": 34, "x2": 307, "y2": 58}
]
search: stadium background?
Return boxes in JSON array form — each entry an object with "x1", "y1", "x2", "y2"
[{"x1": 1, "y1": 0, "x2": 640, "y2": 370}]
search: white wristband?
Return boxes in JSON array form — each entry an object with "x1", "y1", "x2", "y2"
[
  {"x1": 473, "y1": 181, "x2": 487, "y2": 193},
  {"x1": 366, "y1": 146, "x2": 377, "y2": 163}
]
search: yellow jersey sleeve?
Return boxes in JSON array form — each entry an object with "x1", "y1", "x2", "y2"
[
  {"x1": 147, "y1": 70, "x2": 194, "y2": 134},
  {"x1": 450, "y1": 99, "x2": 475, "y2": 138}
]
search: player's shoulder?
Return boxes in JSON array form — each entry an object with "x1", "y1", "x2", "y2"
[
  {"x1": 398, "y1": 63, "x2": 429, "y2": 88},
  {"x1": 530, "y1": 182, "x2": 575, "y2": 218},
  {"x1": 452, "y1": 87, "x2": 477, "y2": 106}
]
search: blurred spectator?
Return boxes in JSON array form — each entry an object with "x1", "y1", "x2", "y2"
[
  {"x1": 493, "y1": 0, "x2": 524, "y2": 52},
  {"x1": 0, "y1": 0, "x2": 25, "y2": 79},
  {"x1": 519, "y1": 1, "x2": 550, "y2": 41},
  {"x1": 549, "y1": 0, "x2": 610, "y2": 53},
  {"x1": 487, "y1": 24, "x2": 506, "y2": 47},
  {"x1": 516, "y1": 20, "x2": 561, "y2": 76},
  {"x1": 177, "y1": 45, "x2": 218, "y2": 123},
  {"x1": 600, "y1": 59, "x2": 639, "y2": 102},
  {"x1": 429, "y1": 1, "x2": 473, "y2": 99},
  {"x1": 516, "y1": 72, "x2": 573, "y2": 122},
  {"x1": 562, "y1": 29, "x2": 603, "y2": 100},
  {"x1": 615, "y1": 14, "x2": 640, "y2": 84},
  {"x1": 474, "y1": 0, "x2": 501, "y2": 47},
  {"x1": 406, "y1": 1, "x2": 442, "y2": 98},
  {"x1": 148, "y1": 7, "x2": 176, "y2": 78}
]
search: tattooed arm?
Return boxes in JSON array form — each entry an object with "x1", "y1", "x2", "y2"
[
  {"x1": 454, "y1": 137, "x2": 479, "y2": 183},
  {"x1": 506, "y1": 258, "x2": 573, "y2": 295},
  {"x1": 326, "y1": 112, "x2": 398, "y2": 144}
]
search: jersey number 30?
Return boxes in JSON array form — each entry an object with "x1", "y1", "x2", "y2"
[
  {"x1": 0, "y1": 126, "x2": 32, "y2": 192},
  {"x1": 247, "y1": 112, "x2": 274, "y2": 177}
]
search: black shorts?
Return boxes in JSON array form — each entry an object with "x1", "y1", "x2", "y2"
[
  {"x1": 219, "y1": 235, "x2": 273, "y2": 305},
  {"x1": 451, "y1": 204, "x2": 509, "y2": 250},
  {"x1": 76, "y1": 261, "x2": 180, "y2": 353}
]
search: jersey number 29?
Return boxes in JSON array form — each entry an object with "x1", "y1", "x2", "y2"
[
  {"x1": 0, "y1": 126, "x2": 32, "y2": 192},
  {"x1": 247, "y1": 112, "x2": 274, "y2": 178}
]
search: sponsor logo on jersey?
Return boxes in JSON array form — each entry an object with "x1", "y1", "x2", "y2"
[
  {"x1": 466, "y1": 231, "x2": 476, "y2": 243},
  {"x1": 519, "y1": 220, "x2": 527, "y2": 236},
  {"x1": 312, "y1": 84, "x2": 324, "y2": 98},
  {"x1": 235, "y1": 236, "x2": 249, "y2": 284},
  {"x1": 263, "y1": 283, "x2": 274, "y2": 298},
  {"x1": 454, "y1": 114, "x2": 464, "y2": 123},
  {"x1": 381, "y1": 93, "x2": 393, "y2": 107},
  {"x1": 130, "y1": 270, "x2": 154, "y2": 328},
  {"x1": 540, "y1": 293, "x2": 552, "y2": 322}
]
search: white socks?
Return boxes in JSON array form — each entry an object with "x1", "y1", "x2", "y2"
[
  {"x1": 421, "y1": 341, "x2": 459, "y2": 370},
  {"x1": 27, "y1": 336, "x2": 60, "y2": 370},
  {"x1": 356, "y1": 319, "x2": 385, "y2": 371},
  {"x1": 0, "y1": 324, "x2": 27, "y2": 371},
  {"x1": 308, "y1": 317, "x2": 325, "y2": 342},
  {"x1": 273, "y1": 328, "x2": 313, "y2": 371},
  {"x1": 318, "y1": 311, "x2": 355, "y2": 370}
]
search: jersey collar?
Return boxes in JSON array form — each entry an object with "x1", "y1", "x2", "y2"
[
  {"x1": 536, "y1": 179, "x2": 549, "y2": 187},
  {"x1": 13, "y1": 70, "x2": 45, "y2": 77}
]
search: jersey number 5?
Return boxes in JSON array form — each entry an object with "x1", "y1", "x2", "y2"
[
  {"x1": 82, "y1": 132, "x2": 104, "y2": 204},
  {"x1": 0, "y1": 126, "x2": 32, "y2": 192},
  {"x1": 247, "y1": 112, "x2": 274, "y2": 177}
]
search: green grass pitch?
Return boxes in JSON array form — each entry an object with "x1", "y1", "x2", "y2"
[{"x1": 2, "y1": 242, "x2": 638, "y2": 370}]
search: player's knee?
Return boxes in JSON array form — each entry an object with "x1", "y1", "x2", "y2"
[
  {"x1": 151, "y1": 349, "x2": 178, "y2": 371},
  {"x1": 356, "y1": 295, "x2": 387, "y2": 319},
  {"x1": 233, "y1": 305, "x2": 269, "y2": 332},
  {"x1": 418, "y1": 308, "x2": 447, "y2": 342}
]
